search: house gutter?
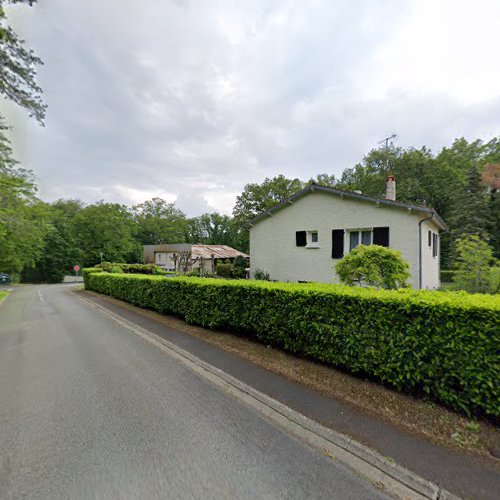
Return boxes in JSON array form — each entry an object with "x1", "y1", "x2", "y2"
[{"x1": 418, "y1": 213, "x2": 435, "y2": 289}]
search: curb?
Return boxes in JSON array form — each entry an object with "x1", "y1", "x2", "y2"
[{"x1": 74, "y1": 291, "x2": 461, "y2": 500}]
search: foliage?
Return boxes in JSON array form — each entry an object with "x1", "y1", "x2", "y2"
[
  {"x1": 232, "y1": 255, "x2": 247, "y2": 279},
  {"x1": 448, "y1": 166, "x2": 491, "y2": 244},
  {"x1": 216, "y1": 263, "x2": 233, "y2": 278},
  {"x1": 95, "y1": 262, "x2": 167, "y2": 275},
  {"x1": 453, "y1": 235, "x2": 499, "y2": 294},
  {"x1": 71, "y1": 202, "x2": 139, "y2": 266},
  {"x1": 233, "y1": 174, "x2": 304, "y2": 223},
  {"x1": 185, "y1": 268, "x2": 200, "y2": 277},
  {"x1": 133, "y1": 197, "x2": 186, "y2": 245},
  {"x1": 0, "y1": 0, "x2": 45, "y2": 124},
  {"x1": 336, "y1": 245, "x2": 410, "y2": 289},
  {"x1": 84, "y1": 270, "x2": 500, "y2": 417},
  {"x1": 440, "y1": 270, "x2": 454, "y2": 283},
  {"x1": 0, "y1": 164, "x2": 50, "y2": 277},
  {"x1": 254, "y1": 269, "x2": 270, "y2": 281},
  {"x1": 0, "y1": 290, "x2": 8, "y2": 302}
]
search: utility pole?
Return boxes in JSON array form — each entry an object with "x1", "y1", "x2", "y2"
[{"x1": 378, "y1": 134, "x2": 397, "y2": 172}]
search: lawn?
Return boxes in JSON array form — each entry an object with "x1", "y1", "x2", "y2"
[{"x1": 0, "y1": 291, "x2": 9, "y2": 303}]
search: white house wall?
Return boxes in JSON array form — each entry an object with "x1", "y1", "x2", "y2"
[
  {"x1": 420, "y1": 218, "x2": 441, "y2": 289},
  {"x1": 249, "y1": 191, "x2": 439, "y2": 289}
]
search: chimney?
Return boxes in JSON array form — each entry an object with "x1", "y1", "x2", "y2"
[{"x1": 385, "y1": 175, "x2": 396, "y2": 201}]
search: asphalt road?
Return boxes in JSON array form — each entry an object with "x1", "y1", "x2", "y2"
[{"x1": 0, "y1": 285, "x2": 387, "y2": 500}]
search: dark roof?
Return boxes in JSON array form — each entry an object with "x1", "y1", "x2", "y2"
[{"x1": 247, "y1": 184, "x2": 447, "y2": 230}]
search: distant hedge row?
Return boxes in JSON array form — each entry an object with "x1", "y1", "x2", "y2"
[
  {"x1": 94, "y1": 262, "x2": 172, "y2": 275},
  {"x1": 84, "y1": 270, "x2": 500, "y2": 418}
]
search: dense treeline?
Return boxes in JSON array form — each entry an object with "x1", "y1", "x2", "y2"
[{"x1": 2, "y1": 135, "x2": 498, "y2": 283}]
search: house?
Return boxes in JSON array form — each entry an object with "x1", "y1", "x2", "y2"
[
  {"x1": 248, "y1": 177, "x2": 446, "y2": 289},
  {"x1": 143, "y1": 244, "x2": 248, "y2": 275}
]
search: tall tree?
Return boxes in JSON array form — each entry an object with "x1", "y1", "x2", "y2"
[
  {"x1": 133, "y1": 198, "x2": 186, "y2": 245},
  {"x1": 448, "y1": 165, "x2": 491, "y2": 243},
  {"x1": 482, "y1": 163, "x2": 500, "y2": 258},
  {"x1": 186, "y1": 212, "x2": 241, "y2": 248},
  {"x1": 71, "y1": 202, "x2": 139, "y2": 266},
  {"x1": 232, "y1": 175, "x2": 304, "y2": 223},
  {"x1": 0, "y1": 0, "x2": 45, "y2": 123}
]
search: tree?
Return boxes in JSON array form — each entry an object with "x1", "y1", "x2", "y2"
[
  {"x1": 232, "y1": 175, "x2": 304, "y2": 223},
  {"x1": 448, "y1": 165, "x2": 491, "y2": 243},
  {"x1": 133, "y1": 198, "x2": 186, "y2": 245},
  {"x1": 71, "y1": 202, "x2": 139, "y2": 266},
  {"x1": 335, "y1": 245, "x2": 411, "y2": 289},
  {"x1": 0, "y1": 0, "x2": 46, "y2": 124},
  {"x1": 482, "y1": 163, "x2": 500, "y2": 258},
  {"x1": 453, "y1": 234, "x2": 498, "y2": 294}
]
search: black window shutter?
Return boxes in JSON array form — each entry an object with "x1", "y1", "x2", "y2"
[
  {"x1": 373, "y1": 227, "x2": 390, "y2": 247},
  {"x1": 296, "y1": 231, "x2": 307, "y2": 247},
  {"x1": 428, "y1": 230, "x2": 432, "y2": 247},
  {"x1": 332, "y1": 230, "x2": 344, "y2": 258}
]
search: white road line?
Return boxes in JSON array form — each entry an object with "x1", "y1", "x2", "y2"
[{"x1": 38, "y1": 290, "x2": 44, "y2": 302}]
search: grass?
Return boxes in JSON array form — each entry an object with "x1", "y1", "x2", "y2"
[
  {"x1": 81, "y1": 289, "x2": 500, "y2": 463},
  {"x1": 0, "y1": 291, "x2": 9, "y2": 303}
]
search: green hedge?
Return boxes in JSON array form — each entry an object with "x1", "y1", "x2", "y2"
[
  {"x1": 84, "y1": 270, "x2": 500, "y2": 418},
  {"x1": 95, "y1": 262, "x2": 169, "y2": 275}
]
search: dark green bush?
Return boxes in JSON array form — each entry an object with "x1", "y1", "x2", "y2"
[
  {"x1": 216, "y1": 263, "x2": 233, "y2": 278},
  {"x1": 84, "y1": 270, "x2": 500, "y2": 418},
  {"x1": 95, "y1": 262, "x2": 168, "y2": 275},
  {"x1": 232, "y1": 256, "x2": 248, "y2": 279},
  {"x1": 254, "y1": 269, "x2": 270, "y2": 281}
]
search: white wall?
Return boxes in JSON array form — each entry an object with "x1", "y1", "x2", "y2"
[
  {"x1": 420, "y1": 219, "x2": 441, "y2": 289},
  {"x1": 249, "y1": 191, "x2": 440, "y2": 289}
]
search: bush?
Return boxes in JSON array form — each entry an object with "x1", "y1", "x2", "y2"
[
  {"x1": 216, "y1": 263, "x2": 233, "y2": 278},
  {"x1": 185, "y1": 269, "x2": 200, "y2": 277},
  {"x1": 254, "y1": 269, "x2": 270, "y2": 281},
  {"x1": 336, "y1": 245, "x2": 411, "y2": 289},
  {"x1": 84, "y1": 270, "x2": 500, "y2": 418},
  {"x1": 95, "y1": 262, "x2": 168, "y2": 275}
]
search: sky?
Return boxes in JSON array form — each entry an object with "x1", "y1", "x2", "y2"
[{"x1": 5, "y1": 0, "x2": 500, "y2": 216}]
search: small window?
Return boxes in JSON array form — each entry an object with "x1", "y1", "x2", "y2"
[
  {"x1": 361, "y1": 230, "x2": 371, "y2": 246},
  {"x1": 306, "y1": 230, "x2": 319, "y2": 248},
  {"x1": 348, "y1": 229, "x2": 373, "y2": 252},
  {"x1": 311, "y1": 231, "x2": 318, "y2": 243}
]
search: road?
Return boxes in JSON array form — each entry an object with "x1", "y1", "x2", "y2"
[{"x1": 0, "y1": 285, "x2": 387, "y2": 500}]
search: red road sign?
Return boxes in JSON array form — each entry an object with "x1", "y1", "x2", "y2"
[{"x1": 74, "y1": 265, "x2": 80, "y2": 272}]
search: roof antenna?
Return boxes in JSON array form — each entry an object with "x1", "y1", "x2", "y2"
[{"x1": 378, "y1": 134, "x2": 397, "y2": 173}]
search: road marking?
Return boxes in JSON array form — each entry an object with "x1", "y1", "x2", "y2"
[
  {"x1": 73, "y1": 291, "x2": 460, "y2": 500},
  {"x1": 38, "y1": 290, "x2": 44, "y2": 302}
]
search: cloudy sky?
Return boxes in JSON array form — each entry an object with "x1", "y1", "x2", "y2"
[{"x1": 5, "y1": 0, "x2": 500, "y2": 215}]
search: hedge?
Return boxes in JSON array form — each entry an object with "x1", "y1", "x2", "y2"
[
  {"x1": 84, "y1": 270, "x2": 500, "y2": 418},
  {"x1": 95, "y1": 262, "x2": 170, "y2": 275}
]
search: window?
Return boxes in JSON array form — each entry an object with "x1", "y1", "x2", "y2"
[
  {"x1": 428, "y1": 230, "x2": 432, "y2": 247},
  {"x1": 348, "y1": 229, "x2": 372, "y2": 251},
  {"x1": 306, "y1": 230, "x2": 319, "y2": 248},
  {"x1": 432, "y1": 233, "x2": 439, "y2": 258}
]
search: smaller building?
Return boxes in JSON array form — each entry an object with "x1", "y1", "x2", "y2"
[{"x1": 143, "y1": 244, "x2": 248, "y2": 275}]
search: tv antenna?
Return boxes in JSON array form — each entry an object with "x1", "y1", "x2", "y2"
[{"x1": 378, "y1": 134, "x2": 397, "y2": 171}]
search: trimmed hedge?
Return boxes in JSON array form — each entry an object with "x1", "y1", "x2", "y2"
[
  {"x1": 95, "y1": 262, "x2": 169, "y2": 275},
  {"x1": 84, "y1": 270, "x2": 500, "y2": 418}
]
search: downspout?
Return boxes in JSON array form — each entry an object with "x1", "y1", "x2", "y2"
[{"x1": 418, "y1": 213, "x2": 434, "y2": 289}]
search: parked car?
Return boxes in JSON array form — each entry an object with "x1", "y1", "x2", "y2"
[{"x1": 0, "y1": 273, "x2": 11, "y2": 284}]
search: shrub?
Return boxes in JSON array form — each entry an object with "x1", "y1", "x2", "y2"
[
  {"x1": 95, "y1": 262, "x2": 167, "y2": 275},
  {"x1": 336, "y1": 245, "x2": 410, "y2": 289},
  {"x1": 216, "y1": 263, "x2": 233, "y2": 278},
  {"x1": 254, "y1": 269, "x2": 270, "y2": 281},
  {"x1": 110, "y1": 265, "x2": 123, "y2": 274},
  {"x1": 185, "y1": 268, "x2": 200, "y2": 277},
  {"x1": 84, "y1": 269, "x2": 500, "y2": 418}
]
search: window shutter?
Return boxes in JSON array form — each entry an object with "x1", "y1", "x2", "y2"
[
  {"x1": 428, "y1": 230, "x2": 432, "y2": 247},
  {"x1": 373, "y1": 227, "x2": 390, "y2": 247},
  {"x1": 296, "y1": 231, "x2": 307, "y2": 247},
  {"x1": 332, "y1": 229, "x2": 344, "y2": 258}
]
